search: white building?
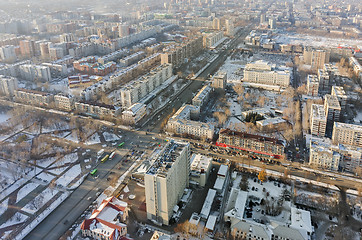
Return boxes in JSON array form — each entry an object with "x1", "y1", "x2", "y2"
[
  {"x1": 332, "y1": 122, "x2": 362, "y2": 147},
  {"x1": 324, "y1": 94, "x2": 341, "y2": 124},
  {"x1": 167, "y1": 104, "x2": 214, "y2": 140},
  {"x1": 310, "y1": 104, "x2": 326, "y2": 137},
  {"x1": 145, "y1": 140, "x2": 190, "y2": 225},
  {"x1": 243, "y1": 60, "x2": 290, "y2": 87},
  {"x1": 54, "y1": 94, "x2": 74, "y2": 111},
  {"x1": 0, "y1": 75, "x2": 18, "y2": 96},
  {"x1": 18, "y1": 64, "x2": 52, "y2": 81},
  {"x1": 331, "y1": 86, "x2": 347, "y2": 110},
  {"x1": 309, "y1": 137, "x2": 340, "y2": 171},
  {"x1": 189, "y1": 154, "x2": 213, "y2": 187},
  {"x1": 0, "y1": 45, "x2": 17, "y2": 63},
  {"x1": 202, "y1": 31, "x2": 224, "y2": 48},
  {"x1": 122, "y1": 103, "x2": 147, "y2": 124},
  {"x1": 192, "y1": 84, "x2": 212, "y2": 108},
  {"x1": 306, "y1": 74, "x2": 319, "y2": 97}
]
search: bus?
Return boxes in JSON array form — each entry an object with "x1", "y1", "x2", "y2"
[
  {"x1": 101, "y1": 154, "x2": 109, "y2": 163},
  {"x1": 117, "y1": 142, "x2": 125, "y2": 148},
  {"x1": 109, "y1": 152, "x2": 116, "y2": 160},
  {"x1": 97, "y1": 149, "x2": 104, "y2": 157},
  {"x1": 90, "y1": 169, "x2": 97, "y2": 175}
]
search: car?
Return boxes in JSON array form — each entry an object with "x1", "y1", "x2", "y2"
[{"x1": 87, "y1": 197, "x2": 92, "y2": 201}]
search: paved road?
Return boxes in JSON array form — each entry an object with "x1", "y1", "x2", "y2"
[{"x1": 23, "y1": 145, "x2": 132, "y2": 240}]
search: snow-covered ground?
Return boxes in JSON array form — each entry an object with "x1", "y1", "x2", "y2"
[
  {"x1": 16, "y1": 183, "x2": 39, "y2": 203},
  {"x1": 216, "y1": 57, "x2": 243, "y2": 83},
  {"x1": 55, "y1": 164, "x2": 82, "y2": 188},
  {"x1": 22, "y1": 188, "x2": 59, "y2": 214},
  {"x1": 0, "y1": 111, "x2": 10, "y2": 124},
  {"x1": 0, "y1": 212, "x2": 28, "y2": 228},
  {"x1": 274, "y1": 33, "x2": 362, "y2": 49},
  {"x1": 354, "y1": 111, "x2": 362, "y2": 124},
  {"x1": 65, "y1": 132, "x2": 80, "y2": 143},
  {"x1": 48, "y1": 166, "x2": 68, "y2": 175},
  {"x1": 85, "y1": 132, "x2": 101, "y2": 145},
  {"x1": 103, "y1": 132, "x2": 120, "y2": 142},
  {"x1": 0, "y1": 198, "x2": 9, "y2": 216},
  {"x1": 36, "y1": 172, "x2": 56, "y2": 183},
  {"x1": 36, "y1": 157, "x2": 57, "y2": 168}
]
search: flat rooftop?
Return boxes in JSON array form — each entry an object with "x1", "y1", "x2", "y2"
[{"x1": 311, "y1": 104, "x2": 326, "y2": 120}]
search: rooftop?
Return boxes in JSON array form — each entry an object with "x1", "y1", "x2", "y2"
[
  {"x1": 200, "y1": 189, "x2": 216, "y2": 219},
  {"x1": 311, "y1": 104, "x2": 326, "y2": 120},
  {"x1": 334, "y1": 122, "x2": 362, "y2": 131},
  {"x1": 190, "y1": 154, "x2": 212, "y2": 173},
  {"x1": 324, "y1": 94, "x2": 341, "y2": 110}
]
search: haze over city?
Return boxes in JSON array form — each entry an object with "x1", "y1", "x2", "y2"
[{"x1": 0, "y1": 0, "x2": 361, "y2": 239}]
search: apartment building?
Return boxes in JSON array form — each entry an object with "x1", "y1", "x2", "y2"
[
  {"x1": 332, "y1": 122, "x2": 362, "y2": 147},
  {"x1": 54, "y1": 94, "x2": 74, "y2": 111},
  {"x1": 18, "y1": 64, "x2": 52, "y2": 82},
  {"x1": 243, "y1": 60, "x2": 290, "y2": 87},
  {"x1": 202, "y1": 31, "x2": 224, "y2": 48},
  {"x1": 192, "y1": 84, "x2": 212, "y2": 108},
  {"x1": 119, "y1": 51, "x2": 145, "y2": 67},
  {"x1": 349, "y1": 56, "x2": 362, "y2": 75},
  {"x1": 160, "y1": 36, "x2": 203, "y2": 67},
  {"x1": 189, "y1": 154, "x2": 212, "y2": 187},
  {"x1": 310, "y1": 104, "x2": 327, "y2": 137},
  {"x1": 120, "y1": 64, "x2": 172, "y2": 107},
  {"x1": 331, "y1": 86, "x2": 347, "y2": 110},
  {"x1": 303, "y1": 47, "x2": 330, "y2": 70},
  {"x1": 317, "y1": 69, "x2": 330, "y2": 92},
  {"x1": 324, "y1": 94, "x2": 341, "y2": 125},
  {"x1": 0, "y1": 45, "x2": 16, "y2": 63},
  {"x1": 0, "y1": 75, "x2": 18, "y2": 96},
  {"x1": 80, "y1": 197, "x2": 128, "y2": 240},
  {"x1": 73, "y1": 56, "x2": 116, "y2": 76},
  {"x1": 211, "y1": 72, "x2": 227, "y2": 89},
  {"x1": 121, "y1": 103, "x2": 147, "y2": 124},
  {"x1": 306, "y1": 75, "x2": 319, "y2": 97},
  {"x1": 217, "y1": 129, "x2": 285, "y2": 159},
  {"x1": 167, "y1": 105, "x2": 214, "y2": 140},
  {"x1": 309, "y1": 137, "x2": 340, "y2": 171},
  {"x1": 14, "y1": 88, "x2": 53, "y2": 106},
  {"x1": 75, "y1": 101, "x2": 115, "y2": 118},
  {"x1": 145, "y1": 140, "x2": 190, "y2": 225}
]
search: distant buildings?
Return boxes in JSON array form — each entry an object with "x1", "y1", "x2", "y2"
[
  {"x1": 73, "y1": 56, "x2": 116, "y2": 76},
  {"x1": 310, "y1": 104, "x2": 327, "y2": 137},
  {"x1": 145, "y1": 140, "x2": 190, "y2": 225},
  {"x1": 0, "y1": 45, "x2": 17, "y2": 63},
  {"x1": 202, "y1": 31, "x2": 224, "y2": 48},
  {"x1": 18, "y1": 64, "x2": 52, "y2": 81},
  {"x1": 160, "y1": 36, "x2": 203, "y2": 67},
  {"x1": 217, "y1": 129, "x2": 285, "y2": 159},
  {"x1": 243, "y1": 60, "x2": 290, "y2": 87},
  {"x1": 80, "y1": 196, "x2": 128, "y2": 240}
]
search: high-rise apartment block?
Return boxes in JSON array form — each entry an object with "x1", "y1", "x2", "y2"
[
  {"x1": 145, "y1": 140, "x2": 190, "y2": 225},
  {"x1": 331, "y1": 86, "x2": 347, "y2": 110},
  {"x1": 310, "y1": 104, "x2": 326, "y2": 137},
  {"x1": 306, "y1": 75, "x2": 319, "y2": 96},
  {"x1": 324, "y1": 94, "x2": 341, "y2": 124},
  {"x1": 303, "y1": 47, "x2": 330, "y2": 70},
  {"x1": 0, "y1": 75, "x2": 18, "y2": 96},
  {"x1": 332, "y1": 122, "x2": 362, "y2": 147},
  {"x1": 0, "y1": 45, "x2": 17, "y2": 63}
]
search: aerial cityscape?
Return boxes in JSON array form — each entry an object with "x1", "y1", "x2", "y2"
[{"x1": 0, "y1": 0, "x2": 361, "y2": 239}]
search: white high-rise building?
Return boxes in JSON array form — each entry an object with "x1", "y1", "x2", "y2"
[
  {"x1": 332, "y1": 122, "x2": 362, "y2": 147},
  {"x1": 310, "y1": 104, "x2": 326, "y2": 137},
  {"x1": 0, "y1": 75, "x2": 18, "y2": 96},
  {"x1": 145, "y1": 140, "x2": 190, "y2": 225},
  {"x1": 0, "y1": 45, "x2": 17, "y2": 63}
]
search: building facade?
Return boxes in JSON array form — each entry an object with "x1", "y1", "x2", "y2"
[
  {"x1": 145, "y1": 140, "x2": 190, "y2": 225},
  {"x1": 332, "y1": 122, "x2": 362, "y2": 147},
  {"x1": 0, "y1": 75, "x2": 18, "y2": 96},
  {"x1": 306, "y1": 75, "x2": 319, "y2": 97},
  {"x1": 310, "y1": 104, "x2": 327, "y2": 137}
]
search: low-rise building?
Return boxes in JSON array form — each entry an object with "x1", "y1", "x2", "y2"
[
  {"x1": 80, "y1": 196, "x2": 128, "y2": 240},
  {"x1": 211, "y1": 72, "x2": 227, "y2": 89},
  {"x1": 243, "y1": 60, "x2": 290, "y2": 87},
  {"x1": 306, "y1": 75, "x2": 319, "y2": 97},
  {"x1": 332, "y1": 122, "x2": 362, "y2": 147},
  {"x1": 189, "y1": 154, "x2": 212, "y2": 187},
  {"x1": 14, "y1": 88, "x2": 53, "y2": 106},
  {"x1": 192, "y1": 84, "x2": 212, "y2": 108},
  {"x1": 54, "y1": 94, "x2": 74, "y2": 111},
  {"x1": 167, "y1": 104, "x2": 214, "y2": 140},
  {"x1": 73, "y1": 56, "x2": 116, "y2": 76},
  {"x1": 217, "y1": 128, "x2": 285, "y2": 159},
  {"x1": 309, "y1": 137, "x2": 341, "y2": 171},
  {"x1": 310, "y1": 104, "x2": 327, "y2": 137},
  {"x1": 122, "y1": 103, "x2": 147, "y2": 124},
  {"x1": 75, "y1": 101, "x2": 115, "y2": 118},
  {"x1": 202, "y1": 31, "x2": 224, "y2": 48}
]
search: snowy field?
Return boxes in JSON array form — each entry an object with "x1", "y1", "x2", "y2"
[
  {"x1": 274, "y1": 33, "x2": 362, "y2": 49},
  {"x1": 0, "y1": 111, "x2": 10, "y2": 124},
  {"x1": 16, "y1": 183, "x2": 39, "y2": 203},
  {"x1": 85, "y1": 132, "x2": 101, "y2": 145},
  {"x1": 103, "y1": 132, "x2": 120, "y2": 142},
  {"x1": 0, "y1": 212, "x2": 28, "y2": 228},
  {"x1": 22, "y1": 188, "x2": 59, "y2": 214},
  {"x1": 354, "y1": 111, "x2": 362, "y2": 124},
  {"x1": 55, "y1": 164, "x2": 82, "y2": 188}
]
